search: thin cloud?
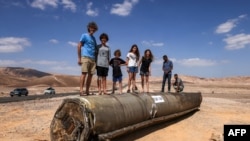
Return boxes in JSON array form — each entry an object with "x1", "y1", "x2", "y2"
[
  {"x1": 153, "y1": 57, "x2": 176, "y2": 65},
  {"x1": 20, "y1": 59, "x2": 66, "y2": 65},
  {"x1": 215, "y1": 19, "x2": 237, "y2": 34},
  {"x1": 51, "y1": 65, "x2": 79, "y2": 72},
  {"x1": 223, "y1": 33, "x2": 250, "y2": 50},
  {"x1": 30, "y1": 0, "x2": 58, "y2": 10},
  {"x1": 0, "y1": 37, "x2": 31, "y2": 53},
  {"x1": 215, "y1": 14, "x2": 247, "y2": 34},
  {"x1": 61, "y1": 0, "x2": 76, "y2": 12},
  {"x1": 0, "y1": 60, "x2": 17, "y2": 66},
  {"x1": 68, "y1": 41, "x2": 78, "y2": 47},
  {"x1": 0, "y1": 59, "x2": 66, "y2": 66},
  {"x1": 178, "y1": 58, "x2": 216, "y2": 67},
  {"x1": 49, "y1": 39, "x2": 59, "y2": 44},
  {"x1": 154, "y1": 57, "x2": 219, "y2": 68},
  {"x1": 110, "y1": 0, "x2": 139, "y2": 16},
  {"x1": 1, "y1": 1, "x2": 24, "y2": 8},
  {"x1": 0, "y1": 59, "x2": 76, "y2": 74},
  {"x1": 86, "y1": 2, "x2": 98, "y2": 17},
  {"x1": 35, "y1": 60, "x2": 66, "y2": 65},
  {"x1": 208, "y1": 41, "x2": 213, "y2": 45},
  {"x1": 29, "y1": 0, "x2": 76, "y2": 12},
  {"x1": 141, "y1": 40, "x2": 164, "y2": 47},
  {"x1": 10, "y1": 1, "x2": 25, "y2": 7}
]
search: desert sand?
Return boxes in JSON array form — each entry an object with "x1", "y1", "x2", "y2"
[{"x1": 0, "y1": 75, "x2": 250, "y2": 141}]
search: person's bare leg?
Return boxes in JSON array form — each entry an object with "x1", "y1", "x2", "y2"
[
  {"x1": 134, "y1": 73, "x2": 138, "y2": 90},
  {"x1": 97, "y1": 77, "x2": 102, "y2": 94},
  {"x1": 141, "y1": 75, "x2": 144, "y2": 93},
  {"x1": 127, "y1": 73, "x2": 132, "y2": 92},
  {"x1": 80, "y1": 72, "x2": 87, "y2": 95},
  {"x1": 86, "y1": 74, "x2": 93, "y2": 95},
  {"x1": 103, "y1": 77, "x2": 107, "y2": 94},
  {"x1": 119, "y1": 81, "x2": 122, "y2": 94},
  {"x1": 112, "y1": 82, "x2": 115, "y2": 94},
  {"x1": 132, "y1": 73, "x2": 136, "y2": 92},
  {"x1": 146, "y1": 75, "x2": 149, "y2": 93}
]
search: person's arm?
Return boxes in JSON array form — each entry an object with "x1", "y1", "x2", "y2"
[
  {"x1": 177, "y1": 78, "x2": 180, "y2": 90},
  {"x1": 162, "y1": 62, "x2": 165, "y2": 72},
  {"x1": 108, "y1": 48, "x2": 111, "y2": 61},
  {"x1": 109, "y1": 59, "x2": 113, "y2": 66},
  {"x1": 77, "y1": 42, "x2": 83, "y2": 65},
  {"x1": 180, "y1": 79, "x2": 184, "y2": 87},
  {"x1": 126, "y1": 57, "x2": 129, "y2": 72},
  {"x1": 148, "y1": 63, "x2": 151, "y2": 76},
  {"x1": 171, "y1": 63, "x2": 173, "y2": 71},
  {"x1": 165, "y1": 61, "x2": 173, "y2": 74},
  {"x1": 95, "y1": 45, "x2": 100, "y2": 63},
  {"x1": 119, "y1": 59, "x2": 127, "y2": 66},
  {"x1": 172, "y1": 80, "x2": 175, "y2": 86},
  {"x1": 170, "y1": 61, "x2": 173, "y2": 72},
  {"x1": 138, "y1": 57, "x2": 142, "y2": 68}
]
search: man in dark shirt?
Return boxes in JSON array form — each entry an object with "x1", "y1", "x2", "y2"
[{"x1": 161, "y1": 55, "x2": 173, "y2": 93}]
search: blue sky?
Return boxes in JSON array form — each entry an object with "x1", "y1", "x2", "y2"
[{"x1": 0, "y1": 0, "x2": 250, "y2": 78}]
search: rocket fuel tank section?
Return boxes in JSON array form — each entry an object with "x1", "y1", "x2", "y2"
[{"x1": 50, "y1": 92, "x2": 202, "y2": 141}]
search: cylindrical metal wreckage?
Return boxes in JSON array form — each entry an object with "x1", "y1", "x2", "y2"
[{"x1": 50, "y1": 92, "x2": 202, "y2": 141}]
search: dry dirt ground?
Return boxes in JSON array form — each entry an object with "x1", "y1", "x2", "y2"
[{"x1": 0, "y1": 77, "x2": 250, "y2": 141}]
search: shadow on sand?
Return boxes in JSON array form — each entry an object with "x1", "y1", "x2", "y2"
[{"x1": 112, "y1": 109, "x2": 200, "y2": 141}]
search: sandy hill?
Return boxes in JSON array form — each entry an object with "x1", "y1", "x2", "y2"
[
  {"x1": 0, "y1": 67, "x2": 80, "y2": 87},
  {"x1": 0, "y1": 67, "x2": 51, "y2": 78},
  {"x1": 1, "y1": 67, "x2": 250, "y2": 87}
]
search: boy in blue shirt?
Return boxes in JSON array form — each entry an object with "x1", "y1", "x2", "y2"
[{"x1": 77, "y1": 21, "x2": 98, "y2": 96}]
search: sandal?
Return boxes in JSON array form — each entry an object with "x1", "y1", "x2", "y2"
[
  {"x1": 96, "y1": 91, "x2": 102, "y2": 95},
  {"x1": 80, "y1": 91, "x2": 88, "y2": 96},
  {"x1": 87, "y1": 92, "x2": 95, "y2": 95}
]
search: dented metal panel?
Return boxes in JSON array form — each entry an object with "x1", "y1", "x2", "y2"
[{"x1": 50, "y1": 92, "x2": 202, "y2": 141}]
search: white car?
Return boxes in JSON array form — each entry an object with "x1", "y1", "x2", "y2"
[{"x1": 44, "y1": 87, "x2": 56, "y2": 95}]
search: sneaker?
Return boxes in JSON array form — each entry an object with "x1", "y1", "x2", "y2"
[{"x1": 127, "y1": 89, "x2": 130, "y2": 93}]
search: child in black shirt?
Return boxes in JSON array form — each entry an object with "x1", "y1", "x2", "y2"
[{"x1": 109, "y1": 49, "x2": 127, "y2": 94}]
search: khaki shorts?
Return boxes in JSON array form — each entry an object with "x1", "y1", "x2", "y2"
[{"x1": 81, "y1": 57, "x2": 96, "y2": 74}]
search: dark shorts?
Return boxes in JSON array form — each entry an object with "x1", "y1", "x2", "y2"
[
  {"x1": 96, "y1": 66, "x2": 109, "y2": 77},
  {"x1": 113, "y1": 76, "x2": 122, "y2": 82},
  {"x1": 140, "y1": 71, "x2": 149, "y2": 76},
  {"x1": 128, "y1": 67, "x2": 138, "y2": 73}
]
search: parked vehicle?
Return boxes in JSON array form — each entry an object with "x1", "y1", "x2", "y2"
[
  {"x1": 10, "y1": 88, "x2": 29, "y2": 97},
  {"x1": 44, "y1": 87, "x2": 56, "y2": 95}
]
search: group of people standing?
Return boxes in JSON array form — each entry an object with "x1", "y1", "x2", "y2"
[{"x1": 77, "y1": 21, "x2": 184, "y2": 96}]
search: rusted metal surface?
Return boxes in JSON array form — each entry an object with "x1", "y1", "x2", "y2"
[{"x1": 50, "y1": 92, "x2": 202, "y2": 141}]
